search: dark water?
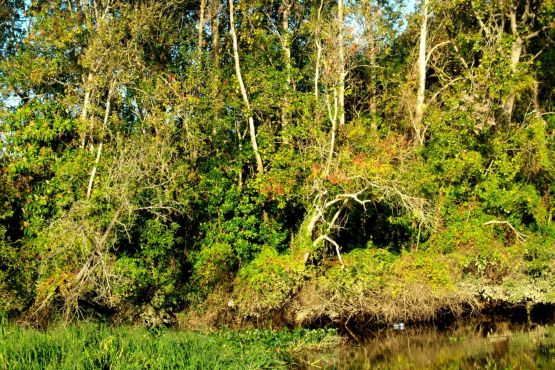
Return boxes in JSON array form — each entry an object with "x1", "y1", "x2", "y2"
[{"x1": 295, "y1": 322, "x2": 555, "y2": 369}]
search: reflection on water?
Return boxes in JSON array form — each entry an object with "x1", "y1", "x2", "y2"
[{"x1": 296, "y1": 322, "x2": 555, "y2": 369}]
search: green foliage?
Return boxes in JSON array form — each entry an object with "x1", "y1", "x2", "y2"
[
  {"x1": 321, "y1": 248, "x2": 396, "y2": 293},
  {"x1": 0, "y1": 229, "x2": 36, "y2": 316},
  {"x1": 524, "y1": 229, "x2": 555, "y2": 279},
  {"x1": 390, "y1": 252, "x2": 458, "y2": 292},
  {"x1": 234, "y1": 248, "x2": 308, "y2": 317},
  {"x1": 0, "y1": 0, "x2": 553, "y2": 328},
  {"x1": 0, "y1": 324, "x2": 339, "y2": 369},
  {"x1": 114, "y1": 220, "x2": 185, "y2": 324},
  {"x1": 191, "y1": 242, "x2": 236, "y2": 302}
]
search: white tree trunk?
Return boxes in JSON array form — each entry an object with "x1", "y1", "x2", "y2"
[
  {"x1": 281, "y1": 0, "x2": 292, "y2": 132},
  {"x1": 325, "y1": 90, "x2": 338, "y2": 176},
  {"x1": 314, "y1": 0, "x2": 324, "y2": 99},
  {"x1": 338, "y1": 0, "x2": 345, "y2": 127},
  {"x1": 80, "y1": 72, "x2": 93, "y2": 149},
  {"x1": 414, "y1": 0, "x2": 428, "y2": 145},
  {"x1": 86, "y1": 85, "x2": 113, "y2": 199},
  {"x1": 503, "y1": 7, "x2": 523, "y2": 123},
  {"x1": 229, "y1": 0, "x2": 264, "y2": 175}
]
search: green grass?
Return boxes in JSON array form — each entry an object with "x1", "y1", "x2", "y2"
[{"x1": 0, "y1": 322, "x2": 339, "y2": 369}]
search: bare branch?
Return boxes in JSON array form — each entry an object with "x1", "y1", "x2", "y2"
[
  {"x1": 484, "y1": 220, "x2": 528, "y2": 243},
  {"x1": 314, "y1": 234, "x2": 345, "y2": 269},
  {"x1": 426, "y1": 41, "x2": 450, "y2": 64}
]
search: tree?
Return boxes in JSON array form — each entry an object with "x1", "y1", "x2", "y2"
[
  {"x1": 413, "y1": 0, "x2": 428, "y2": 145},
  {"x1": 229, "y1": 0, "x2": 264, "y2": 176},
  {"x1": 0, "y1": 0, "x2": 553, "y2": 326}
]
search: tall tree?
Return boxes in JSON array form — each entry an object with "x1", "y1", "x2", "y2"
[
  {"x1": 228, "y1": 0, "x2": 264, "y2": 176},
  {"x1": 413, "y1": 0, "x2": 428, "y2": 145}
]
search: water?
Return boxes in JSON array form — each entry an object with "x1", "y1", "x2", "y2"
[{"x1": 295, "y1": 322, "x2": 555, "y2": 369}]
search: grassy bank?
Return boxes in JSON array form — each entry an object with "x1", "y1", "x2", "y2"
[{"x1": 0, "y1": 323, "x2": 340, "y2": 370}]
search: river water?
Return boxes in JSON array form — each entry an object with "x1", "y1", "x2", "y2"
[{"x1": 295, "y1": 322, "x2": 555, "y2": 369}]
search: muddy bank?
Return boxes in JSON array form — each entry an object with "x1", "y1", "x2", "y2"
[{"x1": 186, "y1": 281, "x2": 555, "y2": 337}]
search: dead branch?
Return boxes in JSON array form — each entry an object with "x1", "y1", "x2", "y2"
[
  {"x1": 313, "y1": 234, "x2": 345, "y2": 269},
  {"x1": 484, "y1": 220, "x2": 528, "y2": 243}
]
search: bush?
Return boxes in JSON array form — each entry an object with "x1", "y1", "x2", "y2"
[{"x1": 233, "y1": 248, "x2": 308, "y2": 319}]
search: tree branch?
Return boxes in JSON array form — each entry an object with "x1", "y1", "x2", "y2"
[{"x1": 484, "y1": 220, "x2": 528, "y2": 243}]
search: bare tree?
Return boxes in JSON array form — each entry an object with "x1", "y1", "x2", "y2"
[
  {"x1": 502, "y1": 0, "x2": 553, "y2": 122},
  {"x1": 304, "y1": 172, "x2": 430, "y2": 267},
  {"x1": 34, "y1": 131, "x2": 185, "y2": 321}
]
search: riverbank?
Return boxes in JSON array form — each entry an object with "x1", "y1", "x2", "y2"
[
  {"x1": 0, "y1": 323, "x2": 341, "y2": 369},
  {"x1": 184, "y1": 244, "x2": 555, "y2": 333},
  {"x1": 1, "y1": 318, "x2": 554, "y2": 369}
]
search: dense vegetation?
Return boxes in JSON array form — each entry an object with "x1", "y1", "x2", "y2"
[{"x1": 0, "y1": 0, "x2": 553, "y2": 329}]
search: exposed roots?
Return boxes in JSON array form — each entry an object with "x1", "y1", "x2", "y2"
[{"x1": 292, "y1": 282, "x2": 477, "y2": 330}]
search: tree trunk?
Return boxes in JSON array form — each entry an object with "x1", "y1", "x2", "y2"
[
  {"x1": 80, "y1": 72, "x2": 93, "y2": 149},
  {"x1": 210, "y1": 0, "x2": 221, "y2": 137},
  {"x1": 502, "y1": 38, "x2": 522, "y2": 122},
  {"x1": 86, "y1": 85, "x2": 113, "y2": 199},
  {"x1": 366, "y1": 1, "x2": 378, "y2": 130},
  {"x1": 314, "y1": 0, "x2": 324, "y2": 100},
  {"x1": 198, "y1": 0, "x2": 206, "y2": 56},
  {"x1": 502, "y1": 7, "x2": 523, "y2": 123},
  {"x1": 281, "y1": 0, "x2": 292, "y2": 133},
  {"x1": 210, "y1": 0, "x2": 220, "y2": 67},
  {"x1": 414, "y1": 0, "x2": 428, "y2": 145},
  {"x1": 229, "y1": 0, "x2": 264, "y2": 176},
  {"x1": 325, "y1": 91, "x2": 338, "y2": 176},
  {"x1": 337, "y1": 0, "x2": 345, "y2": 127}
]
